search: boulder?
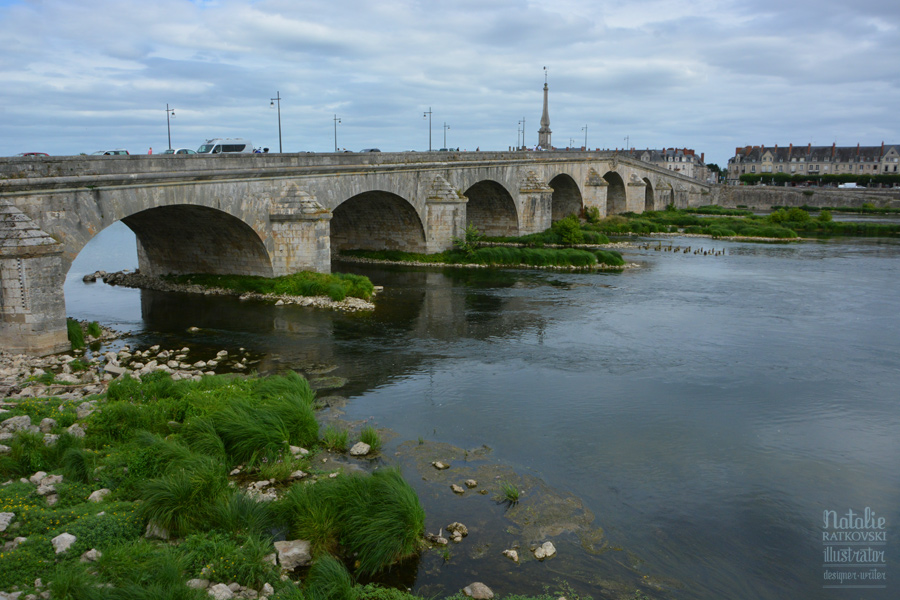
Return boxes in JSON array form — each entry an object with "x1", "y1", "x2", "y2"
[
  {"x1": 0, "y1": 445, "x2": 9, "y2": 454},
  {"x1": 462, "y1": 582, "x2": 494, "y2": 599},
  {"x1": 67, "y1": 424, "x2": 86, "y2": 438},
  {"x1": 465, "y1": 479, "x2": 478, "y2": 488},
  {"x1": 52, "y1": 532, "x2": 76, "y2": 554},
  {"x1": 502, "y1": 549, "x2": 519, "y2": 562},
  {"x1": 349, "y1": 442, "x2": 370, "y2": 456},
  {"x1": 39, "y1": 418, "x2": 56, "y2": 433},
  {"x1": 186, "y1": 579, "x2": 210, "y2": 589},
  {"x1": 447, "y1": 522, "x2": 468, "y2": 537},
  {"x1": 1, "y1": 415, "x2": 31, "y2": 433},
  {"x1": 432, "y1": 461, "x2": 450, "y2": 470},
  {"x1": 533, "y1": 541, "x2": 556, "y2": 560},
  {"x1": 273, "y1": 539, "x2": 312, "y2": 570},
  {"x1": 80, "y1": 548, "x2": 102, "y2": 562},
  {"x1": 145, "y1": 521, "x2": 169, "y2": 540},
  {"x1": 0, "y1": 512, "x2": 14, "y2": 532},
  {"x1": 450, "y1": 484, "x2": 466, "y2": 494},
  {"x1": 207, "y1": 583, "x2": 234, "y2": 600},
  {"x1": 87, "y1": 488, "x2": 111, "y2": 503}
]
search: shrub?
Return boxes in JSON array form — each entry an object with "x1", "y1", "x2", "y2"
[
  {"x1": 551, "y1": 215, "x2": 585, "y2": 245},
  {"x1": 594, "y1": 250, "x2": 625, "y2": 266},
  {"x1": 278, "y1": 481, "x2": 342, "y2": 557},
  {"x1": 452, "y1": 224, "x2": 483, "y2": 255},
  {"x1": 818, "y1": 210, "x2": 833, "y2": 222},
  {"x1": 583, "y1": 205, "x2": 601, "y2": 224}
]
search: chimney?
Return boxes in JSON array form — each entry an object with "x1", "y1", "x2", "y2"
[
  {"x1": 701, "y1": 152, "x2": 704, "y2": 163},
  {"x1": 807, "y1": 143, "x2": 811, "y2": 154},
  {"x1": 788, "y1": 143, "x2": 792, "y2": 160},
  {"x1": 881, "y1": 141, "x2": 885, "y2": 158}
]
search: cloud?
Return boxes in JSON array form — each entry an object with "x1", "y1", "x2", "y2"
[{"x1": 0, "y1": 0, "x2": 898, "y2": 163}]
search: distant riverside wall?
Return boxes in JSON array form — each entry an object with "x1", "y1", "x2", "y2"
[{"x1": 708, "y1": 186, "x2": 900, "y2": 210}]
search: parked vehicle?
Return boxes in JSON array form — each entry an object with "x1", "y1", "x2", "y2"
[
  {"x1": 162, "y1": 148, "x2": 197, "y2": 155},
  {"x1": 14, "y1": 152, "x2": 49, "y2": 157},
  {"x1": 360, "y1": 148, "x2": 381, "y2": 153},
  {"x1": 91, "y1": 149, "x2": 129, "y2": 155},
  {"x1": 195, "y1": 138, "x2": 253, "y2": 154}
]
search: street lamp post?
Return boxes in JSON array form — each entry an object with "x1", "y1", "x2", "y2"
[
  {"x1": 423, "y1": 107, "x2": 432, "y2": 151},
  {"x1": 333, "y1": 114, "x2": 341, "y2": 152},
  {"x1": 518, "y1": 118, "x2": 526, "y2": 149},
  {"x1": 270, "y1": 92, "x2": 283, "y2": 153},
  {"x1": 443, "y1": 122, "x2": 450, "y2": 149},
  {"x1": 582, "y1": 125, "x2": 588, "y2": 149},
  {"x1": 165, "y1": 104, "x2": 175, "y2": 150}
]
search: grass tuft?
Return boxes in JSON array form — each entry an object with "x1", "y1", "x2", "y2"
[
  {"x1": 495, "y1": 480, "x2": 520, "y2": 506},
  {"x1": 359, "y1": 426, "x2": 381, "y2": 452},
  {"x1": 67, "y1": 318, "x2": 85, "y2": 349}
]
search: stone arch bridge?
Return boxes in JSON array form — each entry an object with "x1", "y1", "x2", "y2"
[{"x1": 0, "y1": 151, "x2": 708, "y2": 354}]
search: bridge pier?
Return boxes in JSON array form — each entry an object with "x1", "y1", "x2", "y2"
[
  {"x1": 269, "y1": 188, "x2": 333, "y2": 274},
  {"x1": 424, "y1": 176, "x2": 468, "y2": 253},
  {"x1": 583, "y1": 169, "x2": 609, "y2": 217},
  {"x1": 0, "y1": 201, "x2": 69, "y2": 355},
  {"x1": 518, "y1": 172, "x2": 554, "y2": 234},
  {"x1": 626, "y1": 176, "x2": 648, "y2": 213}
]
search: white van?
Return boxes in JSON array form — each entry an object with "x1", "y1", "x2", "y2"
[{"x1": 196, "y1": 138, "x2": 254, "y2": 154}]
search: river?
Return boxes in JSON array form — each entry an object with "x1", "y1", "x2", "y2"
[{"x1": 64, "y1": 223, "x2": 900, "y2": 600}]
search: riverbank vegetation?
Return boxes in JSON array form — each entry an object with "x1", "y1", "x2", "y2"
[
  {"x1": 584, "y1": 205, "x2": 900, "y2": 239},
  {"x1": 163, "y1": 271, "x2": 375, "y2": 302},
  {"x1": 0, "y1": 371, "x2": 427, "y2": 599}
]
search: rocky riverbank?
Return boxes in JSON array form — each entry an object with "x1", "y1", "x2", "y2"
[{"x1": 93, "y1": 270, "x2": 376, "y2": 311}]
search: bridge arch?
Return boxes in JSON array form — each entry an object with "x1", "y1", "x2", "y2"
[
  {"x1": 331, "y1": 191, "x2": 426, "y2": 252},
  {"x1": 643, "y1": 178, "x2": 655, "y2": 212},
  {"x1": 548, "y1": 173, "x2": 583, "y2": 221},
  {"x1": 604, "y1": 171, "x2": 627, "y2": 215},
  {"x1": 121, "y1": 205, "x2": 273, "y2": 278},
  {"x1": 463, "y1": 180, "x2": 519, "y2": 237}
]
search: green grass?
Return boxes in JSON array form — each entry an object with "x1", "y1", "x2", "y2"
[
  {"x1": 322, "y1": 425, "x2": 349, "y2": 452},
  {"x1": 360, "y1": 425, "x2": 381, "y2": 452},
  {"x1": 67, "y1": 318, "x2": 85, "y2": 349},
  {"x1": 0, "y1": 371, "x2": 430, "y2": 597},
  {"x1": 86, "y1": 321, "x2": 103, "y2": 338},
  {"x1": 306, "y1": 554, "x2": 355, "y2": 600},
  {"x1": 495, "y1": 480, "x2": 520, "y2": 505},
  {"x1": 164, "y1": 270, "x2": 375, "y2": 301},
  {"x1": 342, "y1": 245, "x2": 622, "y2": 270}
]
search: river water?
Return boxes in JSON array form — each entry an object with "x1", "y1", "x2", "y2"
[{"x1": 65, "y1": 223, "x2": 900, "y2": 600}]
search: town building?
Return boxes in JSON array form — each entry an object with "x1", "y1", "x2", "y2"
[
  {"x1": 727, "y1": 143, "x2": 900, "y2": 184},
  {"x1": 625, "y1": 148, "x2": 710, "y2": 182}
]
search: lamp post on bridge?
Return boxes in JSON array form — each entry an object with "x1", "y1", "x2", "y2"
[
  {"x1": 443, "y1": 122, "x2": 450, "y2": 149},
  {"x1": 518, "y1": 118, "x2": 526, "y2": 149},
  {"x1": 165, "y1": 104, "x2": 175, "y2": 150},
  {"x1": 423, "y1": 107, "x2": 432, "y2": 151},
  {"x1": 333, "y1": 114, "x2": 341, "y2": 152},
  {"x1": 582, "y1": 125, "x2": 588, "y2": 149},
  {"x1": 270, "y1": 92, "x2": 283, "y2": 153}
]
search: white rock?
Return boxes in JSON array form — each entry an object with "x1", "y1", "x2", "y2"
[
  {"x1": 289, "y1": 470, "x2": 307, "y2": 480},
  {"x1": 465, "y1": 479, "x2": 478, "y2": 488},
  {"x1": 67, "y1": 424, "x2": 86, "y2": 438},
  {"x1": 186, "y1": 579, "x2": 210, "y2": 589},
  {"x1": 39, "y1": 418, "x2": 57, "y2": 433},
  {"x1": 432, "y1": 461, "x2": 450, "y2": 470},
  {"x1": 0, "y1": 512, "x2": 15, "y2": 532},
  {"x1": 462, "y1": 582, "x2": 494, "y2": 599},
  {"x1": 1, "y1": 415, "x2": 31, "y2": 433},
  {"x1": 451, "y1": 484, "x2": 466, "y2": 494},
  {"x1": 0, "y1": 445, "x2": 10, "y2": 454},
  {"x1": 289, "y1": 446, "x2": 309, "y2": 456},
  {"x1": 29, "y1": 471, "x2": 48, "y2": 485},
  {"x1": 503, "y1": 549, "x2": 519, "y2": 562},
  {"x1": 349, "y1": 442, "x2": 370, "y2": 456},
  {"x1": 87, "y1": 488, "x2": 110, "y2": 503},
  {"x1": 145, "y1": 521, "x2": 169, "y2": 540},
  {"x1": 207, "y1": 583, "x2": 234, "y2": 600},
  {"x1": 261, "y1": 583, "x2": 274, "y2": 595},
  {"x1": 533, "y1": 541, "x2": 556, "y2": 560},
  {"x1": 193, "y1": 361, "x2": 207, "y2": 368},
  {"x1": 52, "y1": 532, "x2": 76, "y2": 554},
  {"x1": 80, "y1": 548, "x2": 102, "y2": 562},
  {"x1": 273, "y1": 539, "x2": 312, "y2": 570}
]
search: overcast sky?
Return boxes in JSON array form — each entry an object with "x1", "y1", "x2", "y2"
[{"x1": 2, "y1": 0, "x2": 898, "y2": 166}]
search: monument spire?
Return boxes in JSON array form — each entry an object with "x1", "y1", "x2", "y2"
[{"x1": 538, "y1": 66, "x2": 552, "y2": 149}]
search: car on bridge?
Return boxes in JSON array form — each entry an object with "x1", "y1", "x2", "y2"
[
  {"x1": 91, "y1": 149, "x2": 130, "y2": 155},
  {"x1": 162, "y1": 148, "x2": 197, "y2": 155},
  {"x1": 14, "y1": 152, "x2": 49, "y2": 157}
]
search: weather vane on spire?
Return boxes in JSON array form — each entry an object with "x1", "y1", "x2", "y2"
[{"x1": 544, "y1": 66, "x2": 548, "y2": 84}]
